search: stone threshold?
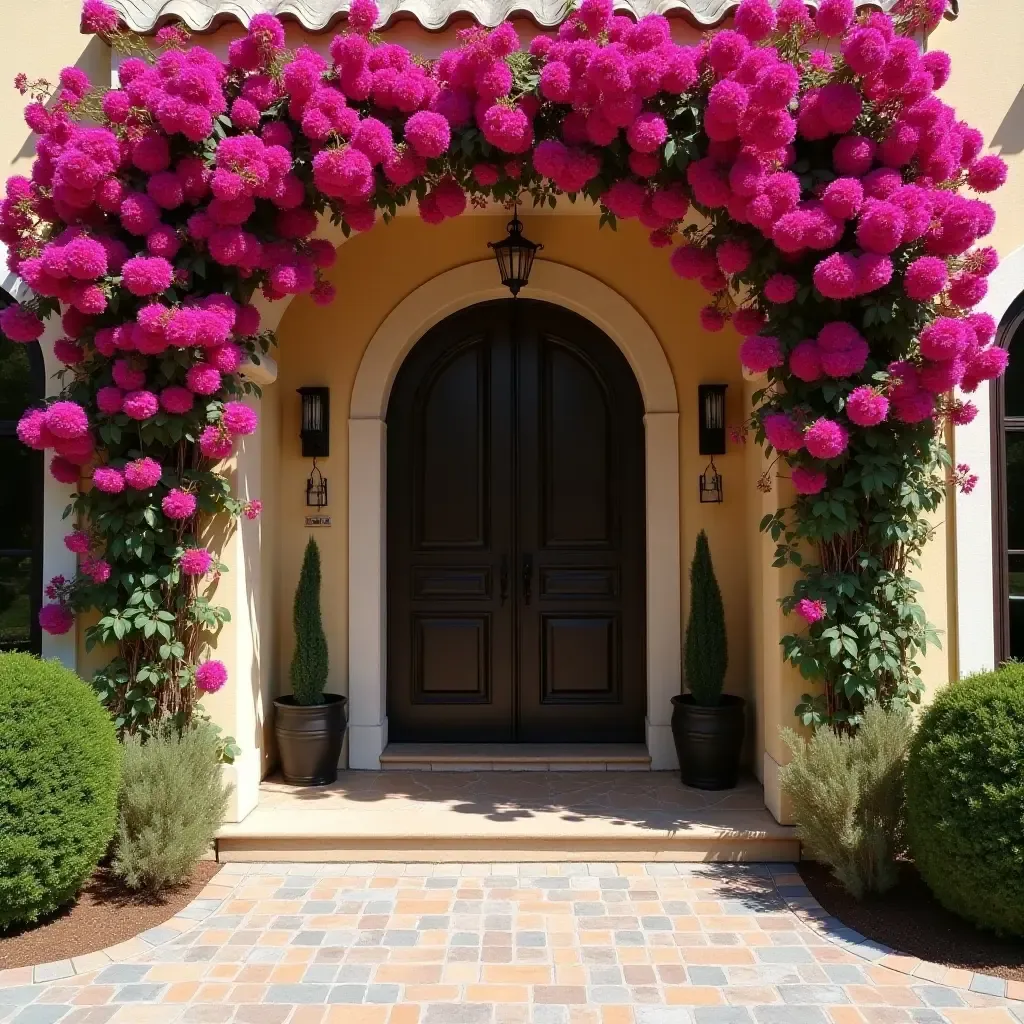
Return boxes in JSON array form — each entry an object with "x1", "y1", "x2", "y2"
[{"x1": 378, "y1": 742, "x2": 652, "y2": 771}]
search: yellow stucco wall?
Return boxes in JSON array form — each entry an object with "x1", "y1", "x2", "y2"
[{"x1": 0, "y1": 2, "x2": 110, "y2": 182}]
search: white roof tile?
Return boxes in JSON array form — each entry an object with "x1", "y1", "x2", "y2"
[{"x1": 105, "y1": 0, "x2": 954, "y2": 34}]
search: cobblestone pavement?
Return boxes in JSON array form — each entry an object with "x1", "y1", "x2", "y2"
[{"x1": 1, "y1": 862, "x2": 1022, "y2": 1024}]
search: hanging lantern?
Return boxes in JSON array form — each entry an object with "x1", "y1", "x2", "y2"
[
  {"x1": 699, "y1": 458, "x2": 724, "y2": 504},
  {"x1": 698, "y1": 385, "x2": 727, "y2": 504},
  {"x1": 488, "y1": 208, "x2": 542, "y2": 297},
  {"x1": 306, "y1": 459, "x2": 328, "y2": 508}
]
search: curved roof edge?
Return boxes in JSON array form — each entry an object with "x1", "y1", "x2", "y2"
[{"x1": 104, "y1": 0, "x2": 956, "y2": 35}]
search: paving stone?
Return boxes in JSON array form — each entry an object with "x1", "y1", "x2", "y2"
[
  {"x1": 326, "y1": 985, "x2": 366, "y2": 1003},
  {"x1": 756, "y1": 948, "x2": 814, "y2": 964},
  {"x1": 751, "y1": 1009, "x2": 828, "y2": 1023},
  {"x1": 424, "y1": 1005, "x2": 492, "y2": 1024},
  {"x1": 365, "y1": 984, "x2": 400, "y2": 1003},
  {"x1": 0, "y1": 991, "x2": 38, "y2": 1008},
  {"x1": 634, "y1": 1010, "x2": 696, "y2": 1024},
  {"x1": 687, "y1": 968, "x2": 727, "y2": 986},
  {"x1": 916, "y1": 986, "x2": 966, "y2": 1008},
  {"x1": 970, "y1": 974, "x2": 1007, "y2": 997},
  {"x1": 265, "y1": 984, "x2": 330, "y2": 1003},
  {"x1": 822, "y1": 965, "x2": 866, "y2": 984},
  {"x1": 693, "y1": 1010, "x2": 753, "y2": 1023},
  {"x1": 111, "y1": 985, "x2": 166, "y2": 1002},
  {"x1": 94, "y1": 967, "x2": 149, "y2": 985},
  {"x1": 11, "y1": 1008, "x2": 71, "y2": 1024},
  {"x1": 777, "y1": 985, "x2": 849, "y2": 1005}
]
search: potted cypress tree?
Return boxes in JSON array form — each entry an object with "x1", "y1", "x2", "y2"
[
  {"x1": 274, "y1": 537, "x2": 347, "y2": 785},
  {"x1": 670, "y1": 530, "x2": 745, "y2": 789}
]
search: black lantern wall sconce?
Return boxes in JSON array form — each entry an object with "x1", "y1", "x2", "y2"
[
  {"x1": 298, "y1": 386, "x2": 329, "y2": 508},
  {"x1": 488, "y1": 206, "x2": 542, "y2": 297},
  {"x1": 698, "y1": 384, "x2": 727, "y2": 504}
]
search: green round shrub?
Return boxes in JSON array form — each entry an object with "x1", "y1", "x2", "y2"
[
  {"x1": 0, "y1": 652, "x2": 121, "y2": 929},
  {"x1": 905, "y1": 664, "x2": 1024, "y2": 936}
]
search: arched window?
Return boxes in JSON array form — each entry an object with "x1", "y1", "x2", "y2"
[
  {"x1": 0, "y1": 291, "x2": 44, "y2": 654},
  {"x1": 993, "y1": 292, "x2": 1024, "y2": 662}
]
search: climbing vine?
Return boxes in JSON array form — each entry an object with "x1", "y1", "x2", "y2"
[{"x1": 1, "y1": 0, "x2": 1007, "y2": 736}]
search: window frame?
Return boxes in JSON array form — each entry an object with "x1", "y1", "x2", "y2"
[
  {"x1": 991, "y1": 291, "x2": 1024, "y2": 664},
  {"x1": 0, "y1": 291, "x2": 44, "y2": 655}
]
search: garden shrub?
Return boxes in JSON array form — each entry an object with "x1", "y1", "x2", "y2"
[
  {"x1": 0, "y1": 652, "x2": 120, "y2": 928},
  {"x1": 780, "y1": 703, "x2": 913, "y2": 899},
  {"x1": 684, "y1": 530, "x2": 728, "y2": 706},
  {"x1": 112, "y1": 722, "x2": 231, "y2": 892},
  {"x1": 905, "y1": 665, "x2": 1024, "y2": 936}
]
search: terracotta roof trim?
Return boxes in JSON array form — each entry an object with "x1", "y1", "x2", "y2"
[{"x1": 106, "y1": 0, "x2": 954, "y2": 35}]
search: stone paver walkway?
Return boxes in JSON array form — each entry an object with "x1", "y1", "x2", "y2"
[{"x1": 1, "y1": 862, "x2": 1022, "y2": 1024}]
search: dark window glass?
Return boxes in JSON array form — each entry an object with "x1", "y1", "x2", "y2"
[
  {"x1": 1004, "y1": 339, "x2": 1024, "y2": 418},
  {"x1": 0, "y1": 332, "x2": 43, "y2": 654},
  {"x1": 0, "y1": 341, "x2": 32, "y2": 421},
  {"x1": 1005, "y1": 433, "x2": 1024, "y2": 553}
]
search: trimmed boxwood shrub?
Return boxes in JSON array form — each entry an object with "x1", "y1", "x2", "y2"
[
  {"x1": 0, "y1": 652, "x2": 121, "y2": 928},
  {"x1": 905, "y1": 665, "x2": 1024, "y2": 936}
]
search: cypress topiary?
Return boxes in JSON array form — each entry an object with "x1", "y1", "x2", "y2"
[
  {"x1": 290, "y1": 536, "x2": 329, "y2": 706},
  {"x1": 0, "y1": 653, "x2": 121, "y2": 928},
  {"x1": 684, "y1": 530, "x2": 728, "y2": 707},
  {"x1": 905, "y1": 665, "x2": 1024, "y2": 936}
]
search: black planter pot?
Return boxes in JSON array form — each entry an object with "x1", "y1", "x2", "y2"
[
  {"x1": 273, "y1": 693, "x2": 348, "y2": 785},
  {"x1": 670, "y1": 693, "x2": 746, "y2": 790}
]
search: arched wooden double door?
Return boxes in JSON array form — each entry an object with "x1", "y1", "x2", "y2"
[{"x1": 386, "y1": 299, "x2": 646, "y2": 743}]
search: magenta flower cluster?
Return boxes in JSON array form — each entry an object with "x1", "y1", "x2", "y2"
[{"x1": 1, "y1": 0, "x2": 1008, "y2": 717}]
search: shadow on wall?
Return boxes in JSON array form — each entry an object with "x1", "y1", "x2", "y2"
[{"x1": 992, "y1": 85, "x2": 1024, "y2": 156}]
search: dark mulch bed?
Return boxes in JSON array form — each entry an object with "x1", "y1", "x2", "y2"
[
  {"x1": 0, "y1": 860, "x2": 221, "y2": 970},
  {"x1": 799, "y1": 860, "x2": 1024, "y2": 983}
]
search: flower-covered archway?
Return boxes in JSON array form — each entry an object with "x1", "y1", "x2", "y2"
[{"x1": 1, "y1": 0, "x2": 1008, "y2": 745}]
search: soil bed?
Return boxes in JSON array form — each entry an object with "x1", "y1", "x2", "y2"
[
  {"x1": 0, "y1": 860, "x2": 220, "y2": 970},
  {"x1": 799, "y1": 860, "x2": 1024, "y2": 983}
]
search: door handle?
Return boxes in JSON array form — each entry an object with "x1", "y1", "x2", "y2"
[
  {"x1": 522, "y1": 553, "x2": 533, "y2": 605},
  {"x1": 499, "y1": 554, "x2": 509, "y2": 605}
]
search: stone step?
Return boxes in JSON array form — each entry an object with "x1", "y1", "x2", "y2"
[
  {"x1": 215, "y1": 771, "x2": 799, "y2": 863},
  {"x1": 378, "y1": 742, "x2": 653, "y2": 772}
]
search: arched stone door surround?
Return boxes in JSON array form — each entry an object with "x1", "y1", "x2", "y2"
[{"x1": 347, "y1": 259, "x2": 683, "y2": 769}]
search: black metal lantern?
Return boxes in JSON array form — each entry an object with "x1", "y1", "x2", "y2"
[
  {"x1": 298, "y1": 386, "x2": 330, "y2": 458},
  {"x1": 698, "y1": 384, "x2": 727, "y2": 504},
  {"x1": 698, "y1": 384, "x2": 727, "y2": 456},
  {"x1": 699, "y1": 459, "x2": 723, "y2": 504},
  {"x1": 306, "y1": 459, "x2": 328, "y2": 508},
  {"x1": 488, "y1": 208, "x2": 542, "y2": 297}
]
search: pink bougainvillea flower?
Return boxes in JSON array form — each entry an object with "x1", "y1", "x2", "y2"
[
  {"x1": 180, "y1": 546, "x2": 213, "y2": 576},
  {"x1": 195, "y1": 659, "x2": 228, "y2": 693},
  {"x1": 44, "y1": 401, "x2": 89, "y2": 440},
  {"x1": 846, "y1": 386, "x2": 889, "y2": 427},
  {"x1": 762, "y1": 413, "x2": 804, "y2": 453},
  {"x1": 39, "y1": 602, "x2": 74, "y2": 635},
  {"x1": 739, "y1": 335, "x2": 784, "y2": 375},
  {"x1": 791, "y1": 466, "x2": 828, "y2": 495},
  {"x1": 0, "y1": 305, "x2": 45, "y2": 343},
  {"x1": 804, "y1": 418, "x2": 849, "y2": 459},
  {"x1": 64, "y1": 530, "x2": 91, "y2": 555},
  {"x1": 162, "y1": 488, "x2": 197, "y2": 520},
  {"x1": 124, "y1": 457, "x2": 162, "y2": 490},
  {"x1": 795, "y1": 598, "x2": 827, "y2": 624}
]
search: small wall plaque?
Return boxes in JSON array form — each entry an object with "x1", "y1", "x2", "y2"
[{"x1": 305, "y1": 515, "x2": 332, "y2": 527}]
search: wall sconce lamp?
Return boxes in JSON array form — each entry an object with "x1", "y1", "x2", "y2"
[
  {"x1": 698, "y1": 384, "x2": 727, "y2": 504},
  {"x1": 299, "y1": 386, "x2": 329, "y2": 507}
]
